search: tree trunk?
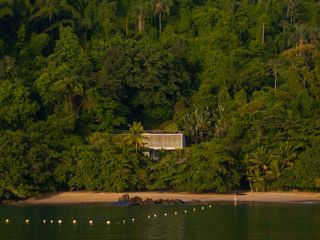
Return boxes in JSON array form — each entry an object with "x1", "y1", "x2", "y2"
[
  {"x1": 249, "y1": 179, "x2": 253, "y2": 192},
  {"x1": 283, "y1": 24, "x2": 286, "y2": 47},
  {"x1": 286, "y1": 1, "x2": 294, "y2": 24},
  {"x1": 274, "y1": 71, "x2": 277, "y2": 92},
  {"x1": 262, "y1": 22, "x2": 265, "y2": 45},
  {"x1": 159, "y1": 12, "x2": 162, "y2": 36},
  {"x1": 137, "y1": 14, "x2": 144, "y2": 33},
  {"x1": 125, "y1": 15, "x2": 129, "y2": 37}
]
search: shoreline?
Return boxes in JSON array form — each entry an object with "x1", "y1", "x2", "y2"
[{"x1": 5, "y1": 191, "x2": 320, "y2": 205}]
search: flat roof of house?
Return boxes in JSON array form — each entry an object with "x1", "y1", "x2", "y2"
[{"x1": 142, "y1": 132, "x2": 185, "y2": 150}]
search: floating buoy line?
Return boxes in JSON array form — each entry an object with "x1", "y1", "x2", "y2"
[{"x1": 3, "y1": 203, "x2": 216, "y2": 226}]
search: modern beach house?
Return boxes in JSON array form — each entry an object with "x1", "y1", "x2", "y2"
[{"x1": 142, "y1": 131, "x2": 186, "y2": 159}]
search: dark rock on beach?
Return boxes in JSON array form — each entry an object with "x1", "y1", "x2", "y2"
[
  {"x1": 118, "y1": 194, "x2": 130, "y2": 202},
  {"x1": 129, "y1": 196, "x2": 144, "y2": 205},
  {"x1": 115, "y1": 194, "x2": 185, "y2": 206},
  {"x1": 144, "y1": 198, "x2": 155, "y2": 205}
]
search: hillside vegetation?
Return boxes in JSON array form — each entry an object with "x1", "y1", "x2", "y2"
[{"x1": 1, "y1": 0, "x2": 320, "y2": 199}]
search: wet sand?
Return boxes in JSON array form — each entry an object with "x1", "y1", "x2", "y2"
[{"x1": 14, "y1": 191, "x2": 320, "y2": 205}]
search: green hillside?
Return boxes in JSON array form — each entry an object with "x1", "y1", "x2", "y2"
[{"x1": 1, "y1": 0, "x2": 320, "y2": 199}]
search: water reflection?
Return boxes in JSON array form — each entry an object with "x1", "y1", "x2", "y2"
[{"x1": 0, "y1": 203, "x2": 319, "y2": 240}]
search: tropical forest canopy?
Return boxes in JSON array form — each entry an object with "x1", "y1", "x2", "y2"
[{"x1": 1, "y1": 0, "x2": 320, "y2": 199}]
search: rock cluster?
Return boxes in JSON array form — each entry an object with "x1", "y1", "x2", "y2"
[{"x1": 116, "y1": 194, "x2": 185, "y2": 206}]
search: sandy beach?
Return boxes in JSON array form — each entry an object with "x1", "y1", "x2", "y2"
[{"x1": 13, "y1": 191, "x2": 320, "y2": 205}]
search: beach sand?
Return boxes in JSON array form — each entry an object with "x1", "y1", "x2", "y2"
[{"x1": 14, "y1": 191, "x2": 320, "y2": 205}]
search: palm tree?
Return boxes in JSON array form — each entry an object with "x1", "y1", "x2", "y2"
[
  {"x1": 265, "y1": 142, "x2": 296, "y2": 188},
  {"x1": 118, "y1": 0, "x2": 148, "y2": 36},
  {"x1": 124, "y1": 121, "x2": 146, "y2": 153},
  {"x1": 275, "y1": 141, "x2": 296, "y2": 170},
  {"x1": 133, "y1": 0, "x2": 149, "y2": 34},
  {"x1": 244, "y1": 154, "x2": 254, "y2": 192},
  {"x1": 246, "y1": 147, "x2": 270, "y2": 192},
  {"x1": 181, "y1": 107, "x2": 213, "y2": 144},
  {"x1": 266, "y1": 59, "x2": 282, "y2": 92},
  {"x1": 265, "y1": 158, "x2": 281, "y2": 181},
  {"x1": 152, "y1": 0, "x2": 172, "y2": 35},
  {"x1": 118, "y1": 0, "x2": 133, "y2": 36}
]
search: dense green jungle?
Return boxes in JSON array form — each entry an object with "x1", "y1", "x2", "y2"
[{"x1": 0, "y1": 0, "x2": 320, "y2": 200}]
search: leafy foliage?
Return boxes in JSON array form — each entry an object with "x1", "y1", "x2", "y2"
[{"x1": 1, "y1": 0, "x2": 320, "y2": 199}]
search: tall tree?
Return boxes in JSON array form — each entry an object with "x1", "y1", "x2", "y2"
[
  {"x1": 133, "y1": 0, "x2": 149, "y2": 34},
  {"x1": 34, "y1": 26, "x2": 91, "y2": 116},
  {"x1": 153, "y1": 0, "x2": 172, "y2": 35},
  {"x1": 124, "y1": 121, "x2": 145, "y2": 153}
]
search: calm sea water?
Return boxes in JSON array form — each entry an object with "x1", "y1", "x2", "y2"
[{"x1": 0, "y1": 202, "x2": 319, "y2": 240}]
